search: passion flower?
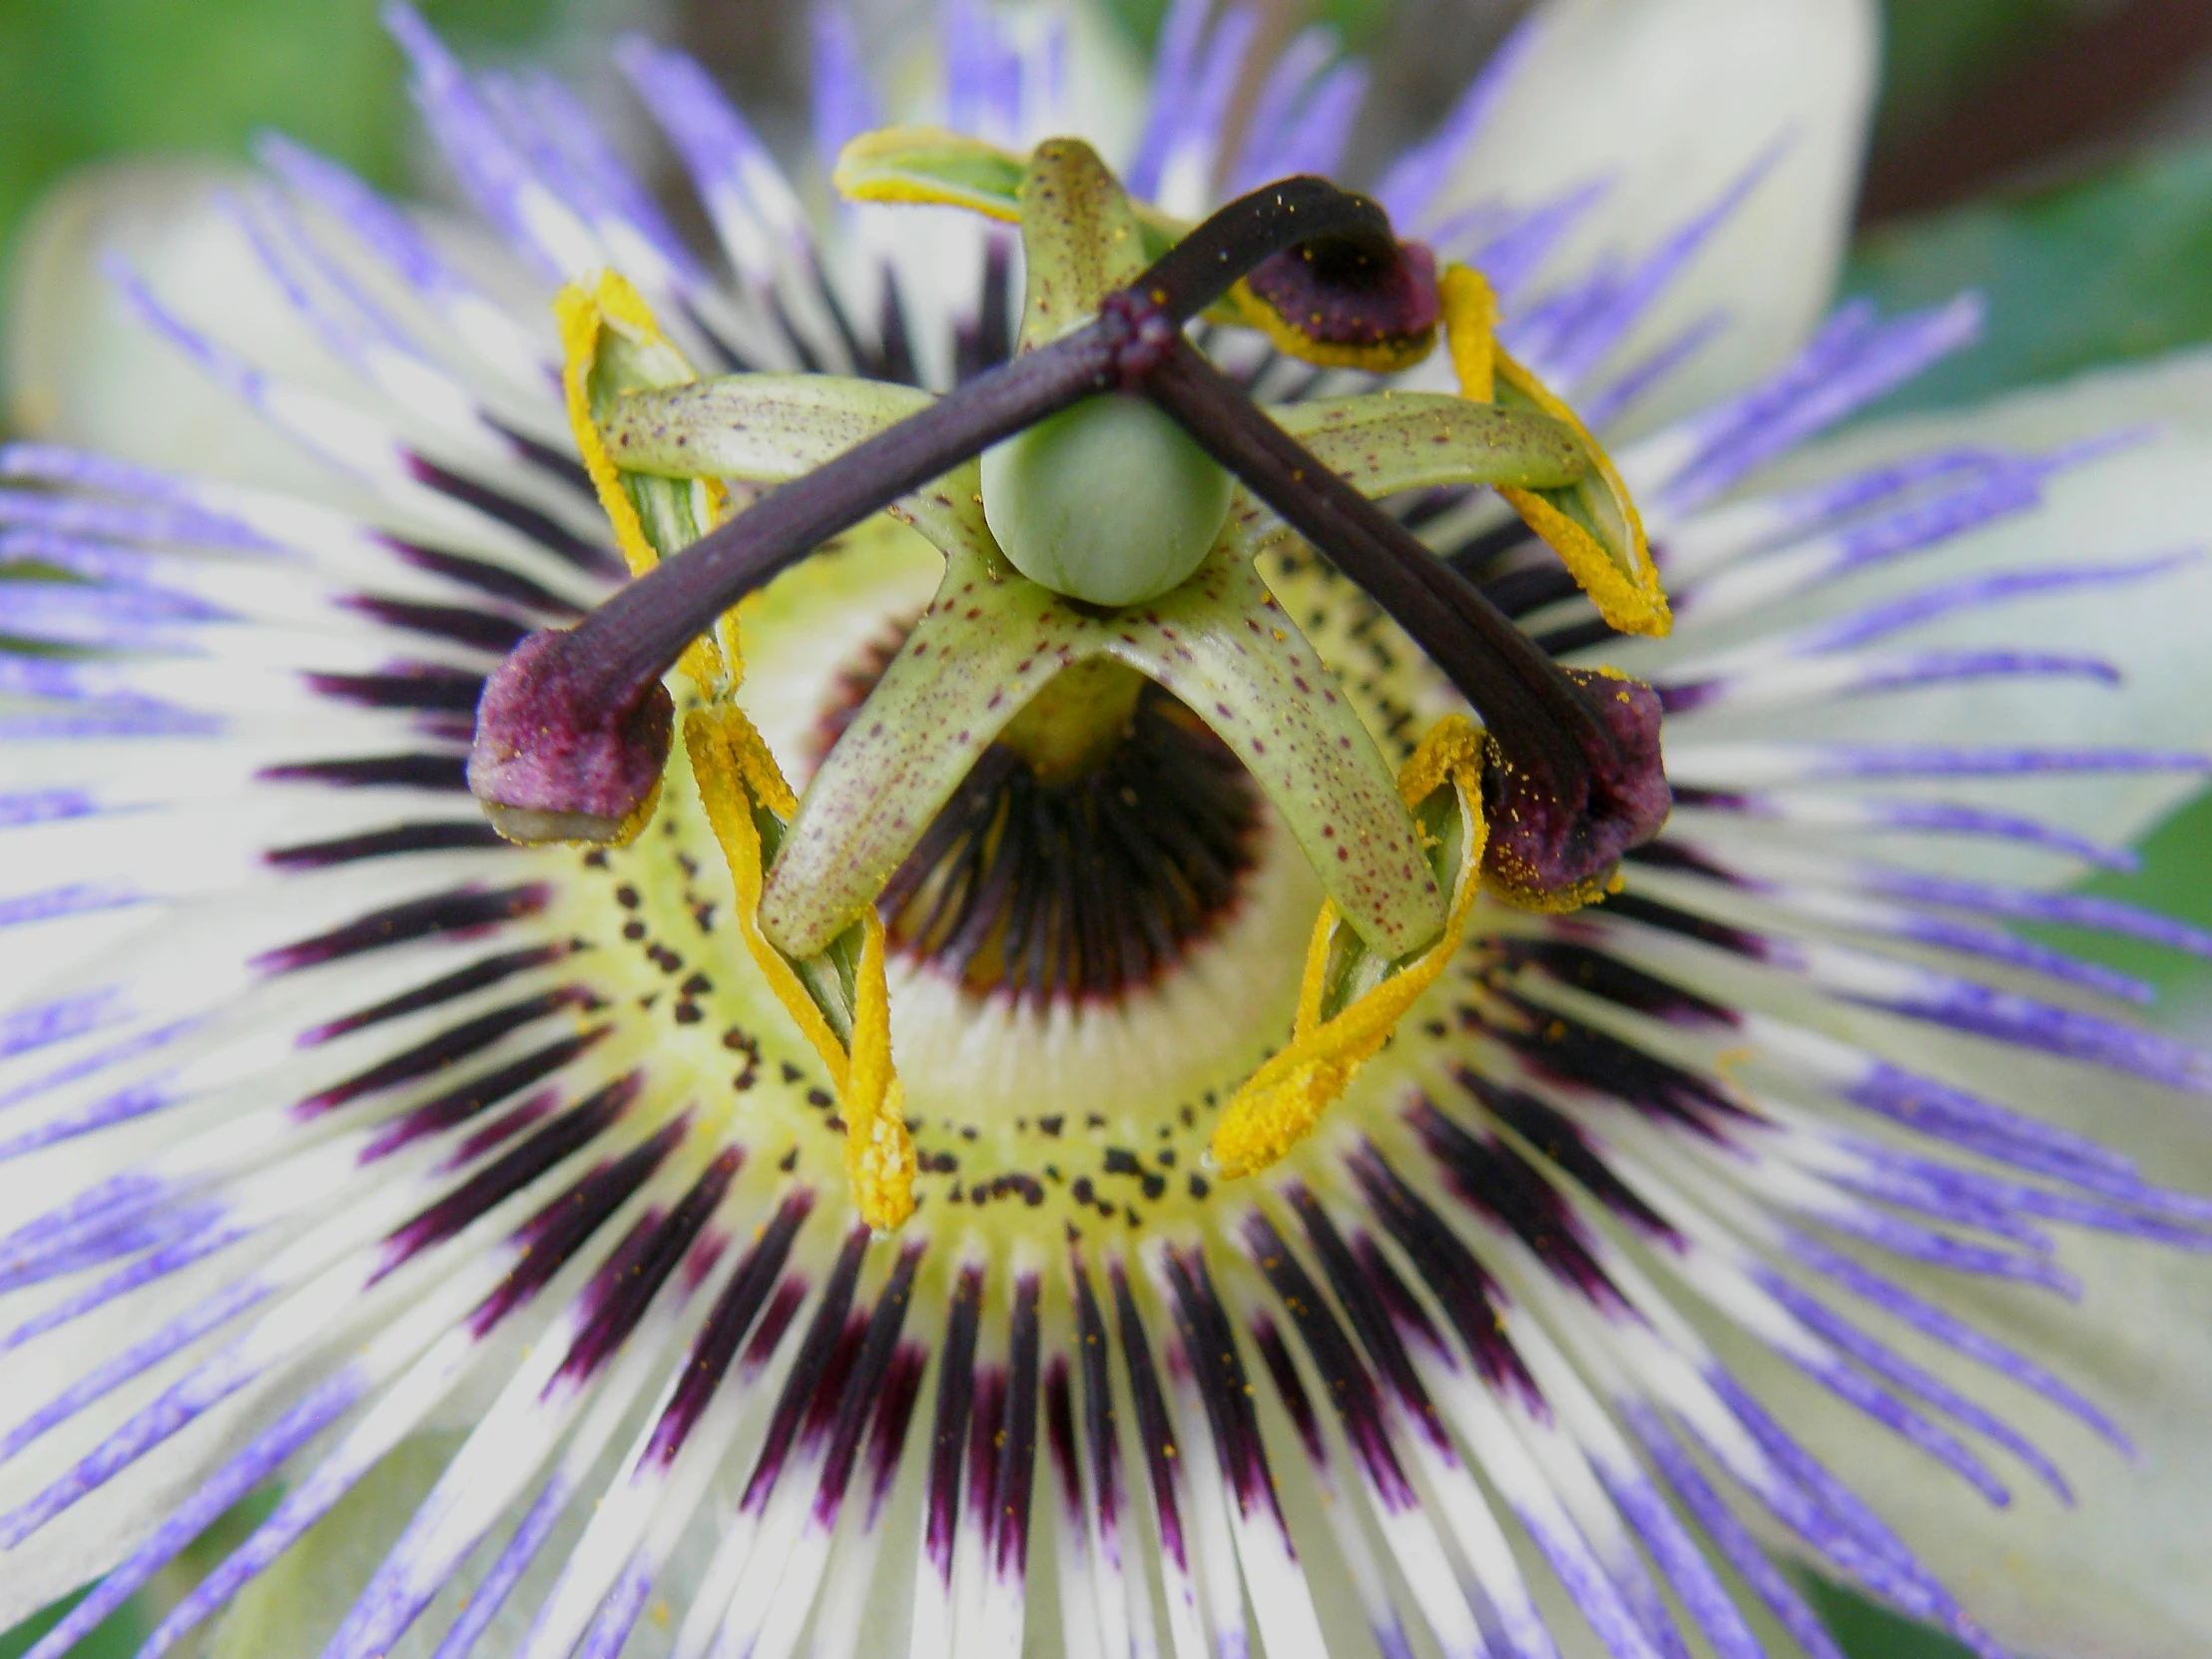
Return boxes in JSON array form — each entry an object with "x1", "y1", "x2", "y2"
[{"x1": 5, "y1": 5, "x2": 2212, "y2": 1659}]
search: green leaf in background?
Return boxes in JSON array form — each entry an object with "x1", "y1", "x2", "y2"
[
  {"x1": 0, "y1": 1484, "x2": 279, "y2": 1659},
  {"x1": 1871, "y1": 0, "x2": 2073, "y2": 154},
  {"x1": 1311, "y1": 0, "x2": 1394, "y2": 52},
  {"x1": 207, "y1": 1436, "x2": 460, "y2": 1658},
  {"x1": 0, "y1": 0, "x2": 559, "y2": 320},
  {"x1": 1846, "y1": 139, "x2": 2212, "y2": 416},
  {"x1": 2012, "y1": 784, "x2": 2212, "y2": 1016},
  {"x1": 0, "y1": 1590, "x2": 141, "y2": 1659},
  {"x1": 1804, "y1": 1576, "x2": 1979, "y2": 1659}
]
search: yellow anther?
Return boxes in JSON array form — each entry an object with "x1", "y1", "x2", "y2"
[
  {"x1": 565, "y1": 276, "x2": 907, "y2": 1226},
  {"x1": 556, "y1": 273, "x2": 729, "y2": 691},
  {"x1": 1439, "y1": 265, "x2": 1498, "y2": 403},
  {"x1": 686, "y1": 706, "x2": 914, "y2": 1231},
  {"x1": 843, "y1": 921, "x2": 916, "y2": 1231},
  {"x1": 1495, "y1": 469, "x2": 1667, "y2": 638},
  {"x1": 1439, "y1": 263, "x2": 1669, "y2": 639},
  {"x1": 1210, "y1": 716, "x2": 1488, "y2": 1180},
  {"x1": 832, "y1": 127, "x2": 1025, "y2": 221},
  {"x1": 556, "y1": 279, "x2": 659, "y2": 582}
]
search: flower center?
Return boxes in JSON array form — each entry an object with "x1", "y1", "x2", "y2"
[
  {"x1": 561, "y1": 678, "x2": 1310, "y2": 1237},
  {"x1": 819, "y1": 628, "x2": 1264, "y2": 1005}
]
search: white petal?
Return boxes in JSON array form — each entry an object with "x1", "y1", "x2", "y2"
[
  {"x1": 1719, "y1": 1001, "x2": 2212, "y2": 1659},
  {"x1": 1435, "y1": 0, "x2": 1879, "y2": 424},
  {"x1": 1647, "y1": 345, "x2": 2212, "y2": 878},
  {"x1": 3, "y1": 162, "x2": 368, "y2": 500},
  {"x1": 205, "y1": 1430, "x2": 464, "y2": 1659},
  {"x1": 1058, "y1": 0, "x2": 1153, "y2": 166},
  {"x1": 0, "y1": 1366, "x2": 284, "y2": 1631},
  {"x1": 854, "y1": 0, "x2": 1148, "y2": 163}
]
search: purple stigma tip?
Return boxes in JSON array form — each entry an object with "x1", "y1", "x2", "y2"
[
  {"x1": 1241, "y1": 237, "x2": 1440, "y2": 359},
  {"x1": 1484, "y1": 671, "x2": 1671, "y2": 897},
  {"x1": 466, "y1": 627, "x2": 674, "y2": 841}
]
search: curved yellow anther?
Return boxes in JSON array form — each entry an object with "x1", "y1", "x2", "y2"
[
  {"x1": 1210, "y1": 717, "x2": 1488, "y2": 1180},
  {"x1": 556, "y1": 272, "x2": 732, "y2": 690},
  {"x1": 832, "y1": 127, "x2": 1025, "y2": 220},
  {"x1": 1439, "y1": 264, "x2": 1499, "y2": 403},
  {"x1": 686, "y1": 706, "x2": 915, "y2": 1231},
  {"x1": 1439, "y1": 264, "x2": 1669, "y2": 639},
  {"x1": 843, "y1": 921, "x2": 916, "y2": 1231},
  {"x1": 564, "y1": 277, "x2": 909, "y2": 1227}
]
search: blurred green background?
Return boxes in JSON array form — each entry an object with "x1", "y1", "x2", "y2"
[
  {"x1": 2, "y1": 0, "x2": 2211, "y2": 1653},
  {"x1": 0, "y1": 0, "x2": 559, "y2": 286}
]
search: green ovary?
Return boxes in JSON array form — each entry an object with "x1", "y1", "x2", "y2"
[{"x1": 980, "y1": 393, "x2": 1234, "y2": 608}]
